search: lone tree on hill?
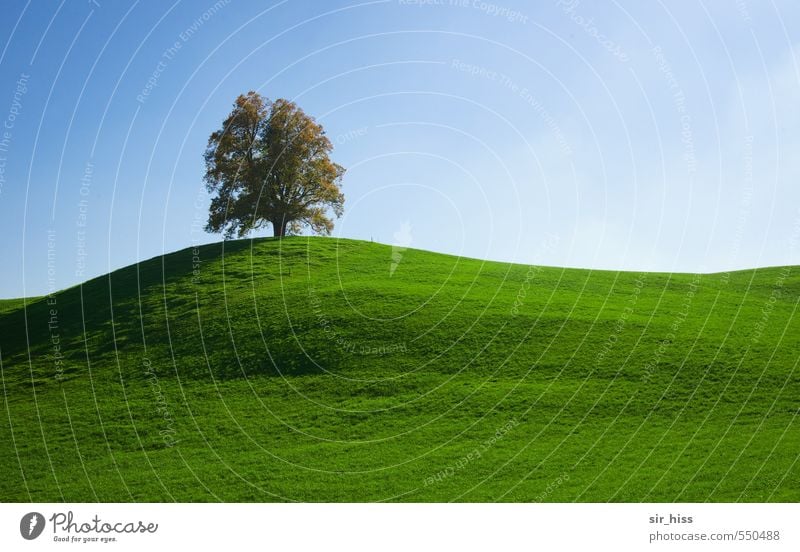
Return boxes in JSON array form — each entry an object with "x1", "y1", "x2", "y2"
[{"x1": 204, "y1": 91, "x2": 345, "y2": 238}]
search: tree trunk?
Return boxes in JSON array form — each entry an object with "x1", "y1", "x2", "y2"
[{"x1": 273, "y1": 217, "x2": 288, "y2": 238}]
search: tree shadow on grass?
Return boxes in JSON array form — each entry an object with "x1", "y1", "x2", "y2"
[{"x1": 245, "y1": 337, "x2": 345, "y2": 378}]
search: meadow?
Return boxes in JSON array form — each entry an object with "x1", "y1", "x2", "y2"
[{"x1": 0, "y1": 237, "x2": 797, "y2": 501}]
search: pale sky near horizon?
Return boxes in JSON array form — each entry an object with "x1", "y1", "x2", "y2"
[{"x1": 1, "y1": 0, "x2": 800, "y2": 298}]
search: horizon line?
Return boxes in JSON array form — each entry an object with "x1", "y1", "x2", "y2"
[{"x1": 2, "y1": 235, "x2": 795, "y2": 302}]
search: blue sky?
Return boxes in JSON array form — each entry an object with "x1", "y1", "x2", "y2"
[{"x1": 1, "y1": 0, "x2": 800, "y2": 297}]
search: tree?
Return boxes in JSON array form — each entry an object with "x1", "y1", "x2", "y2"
[{"x1": 204, "y1": 91, "x2": 345, "y2": 238}]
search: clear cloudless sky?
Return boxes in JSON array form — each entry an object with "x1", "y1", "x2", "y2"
[{"x1": 1, "y1": 0, "x2": 800, "y2": 298}]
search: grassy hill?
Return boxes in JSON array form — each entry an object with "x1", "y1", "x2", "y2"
[{"x1": 1, "y1": 237, "x2": 798, "y2": 502}]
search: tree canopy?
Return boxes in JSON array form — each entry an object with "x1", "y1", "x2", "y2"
[{"x1": 204, "y1": 91, "x2": 345, "y2": 238}]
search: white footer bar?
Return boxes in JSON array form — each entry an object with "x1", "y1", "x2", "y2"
[{"x1": 2, "y1": 503, "x2": 797, "y2": 551}]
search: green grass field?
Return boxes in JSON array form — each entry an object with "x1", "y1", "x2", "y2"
[{"x1": 1, "y1": 237, "x2": 798, "y2": 502}]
